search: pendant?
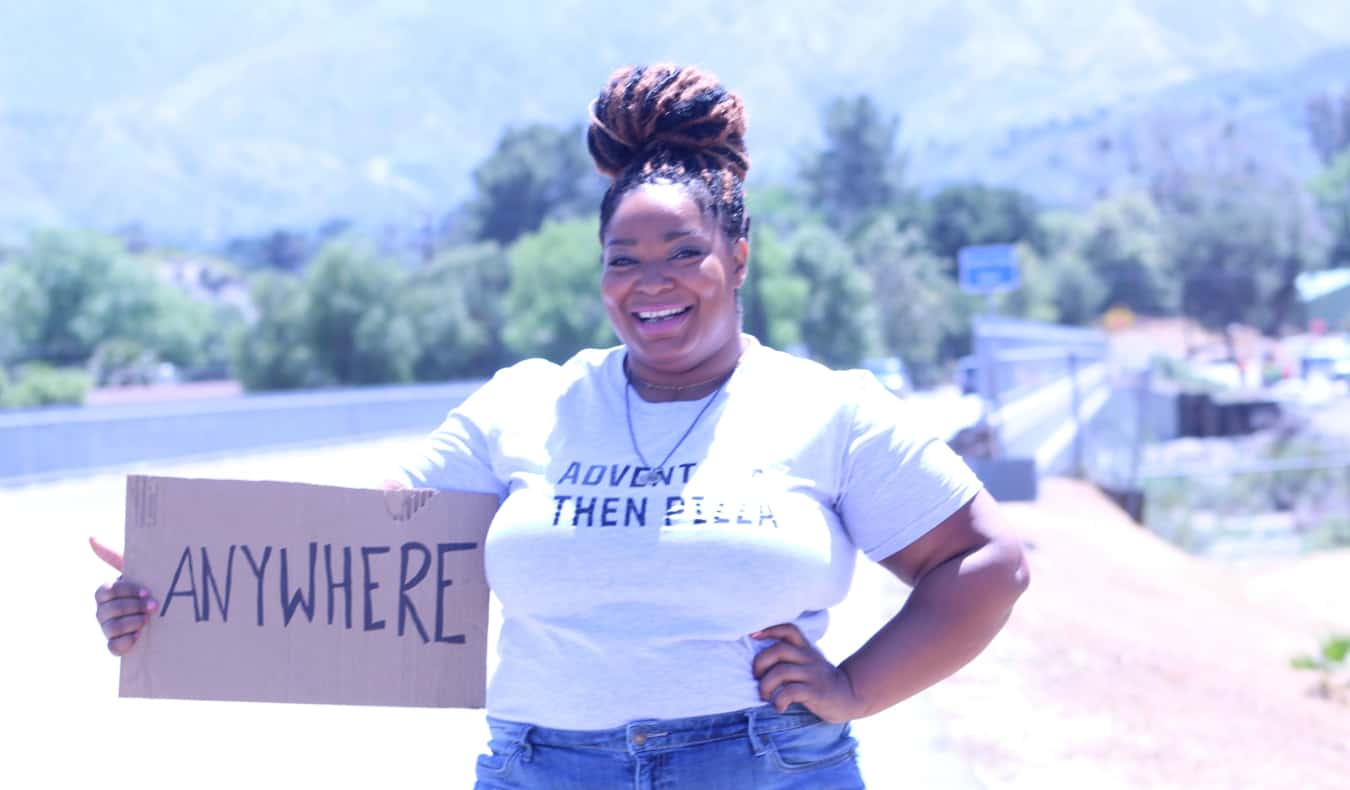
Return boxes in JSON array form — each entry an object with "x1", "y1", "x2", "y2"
[{"x1": 643, "y1": 466, "x2": 664, "y2": 486}]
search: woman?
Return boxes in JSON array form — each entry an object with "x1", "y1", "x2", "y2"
[{"x1": 94, "y1": 64, "x2": 1029, "y2": 789}]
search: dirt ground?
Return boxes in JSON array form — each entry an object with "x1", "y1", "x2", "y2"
[{"x1": 922, "y1": 478, "x2": 1350, "y2": 788}]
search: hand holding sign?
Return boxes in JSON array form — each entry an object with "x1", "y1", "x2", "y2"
[{"x1": 90, "y1": 537, "x2": 158, "y2": 656}]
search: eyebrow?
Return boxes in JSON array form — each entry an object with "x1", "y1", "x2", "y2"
[{"x1": 604, "y1": 229, "x2": 703, "y2": 247}]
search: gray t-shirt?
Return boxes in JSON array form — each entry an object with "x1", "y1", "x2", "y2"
[{"x1": 396, "y1": 337, "x2": 982, "y2": 729}]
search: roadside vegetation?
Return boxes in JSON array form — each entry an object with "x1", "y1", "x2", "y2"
[{"x1": 1, "y1": 88, "x2": 1348, "y2": 407}]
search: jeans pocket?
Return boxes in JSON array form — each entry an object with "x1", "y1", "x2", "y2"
[
  {"x1": 764, "y1": 721, "x2": 858, "y2": 773},
  {"x1": 475, "y1": 722, "x2": 528, "y2": 779}
]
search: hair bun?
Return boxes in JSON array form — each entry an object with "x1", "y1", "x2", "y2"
[{"x1": 587, "y1": 64, "x2": 749, "y2": 182}]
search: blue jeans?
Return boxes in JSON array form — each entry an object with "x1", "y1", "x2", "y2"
[{"x1": 474, "y1": 704, "x2": 865, "y2": 789}]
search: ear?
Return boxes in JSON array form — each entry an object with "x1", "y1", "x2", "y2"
[{"x1": 731, "y1": 236, "x2": 749, "y2": 288}]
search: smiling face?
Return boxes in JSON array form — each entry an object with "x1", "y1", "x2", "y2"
[{"x1": 601, "y1": 181, "x2": 748, "y2": 388}]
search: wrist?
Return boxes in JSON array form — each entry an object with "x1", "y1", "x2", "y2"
[{"x1": 837, "y1": 662, "x2": 872, "y2": 720}]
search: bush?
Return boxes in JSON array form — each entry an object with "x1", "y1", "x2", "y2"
[
  {"x1": 88, "y1": 339, "x2": 161, "y2": 387},
  {"x1": 0, "y1": 363, "x2": 90, "y2": 409},
  {"x1": 1291, "y1": 634, "x2": 1350, "y2": 704}
]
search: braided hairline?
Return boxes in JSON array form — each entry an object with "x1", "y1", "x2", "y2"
[{"x1": 603, "y1": 150, "x2": 747, "y2": 241}]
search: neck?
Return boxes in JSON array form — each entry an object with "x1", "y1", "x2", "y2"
[{"x1": 625, "y1": 336, "x2": 745, "y2": 403}]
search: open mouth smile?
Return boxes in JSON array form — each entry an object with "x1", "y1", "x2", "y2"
[{"x1": 633, "y1": 305, "x2": 692, "y2": 323}]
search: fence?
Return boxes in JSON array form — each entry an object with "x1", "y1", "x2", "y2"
[
  {"x1": 1138, "y1": 450, "x2": 1350, "y2": 558},
  {"x1": 0, "y1": 380, "x2": 483, "y2": 484}
]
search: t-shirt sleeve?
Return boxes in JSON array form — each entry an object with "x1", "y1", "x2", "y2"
[
  {"x1": 388, "y1": 360, "x2": 557, "y2": 497},
  {"x1": 836, "y1": 372, "x2": 984, "y2": 562}
]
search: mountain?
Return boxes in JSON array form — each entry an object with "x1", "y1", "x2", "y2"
[
  {"x1": 2, "y1": 0, "x2": 1349, "y2": 244},
  {"x1": 908, "y1": 42, "x2": 1350, "y2": 205}
]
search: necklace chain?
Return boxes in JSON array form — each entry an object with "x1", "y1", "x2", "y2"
[
  {"x1": 623, "y1": 355, "x2": 733, "y2": 485},
  {"x1": 624, "y1": 358, "x2": 733, "y2": 392}
]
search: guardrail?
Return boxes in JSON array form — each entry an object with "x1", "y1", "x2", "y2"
[
  {"x1": 972, "y1": 317, "x2": 1115, "y2": 476},
  {"x1": 0, "y1": 380, "x2": 484, "y2": 484}
]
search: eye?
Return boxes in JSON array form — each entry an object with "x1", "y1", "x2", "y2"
[
  {"x1": 671, "y1": 247, "x2": 705, "y2": 262},
  {"x1": 605, "y1": 256, "x2": 638, "y2": 268}
]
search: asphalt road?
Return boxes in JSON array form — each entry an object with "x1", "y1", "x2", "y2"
[{"x1": 5, "y1": 427, "x2": 984, "y2": 789}]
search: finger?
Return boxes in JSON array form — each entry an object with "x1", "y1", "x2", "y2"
[
  {"x1": 750, "y1": 623, "x2": 809, "y2": 649},
  {"x1": 97, "y1": 596, "x2": 157, "y2": 625},
  {"x1": 758, "y1": 661, "x2": 816, "y2": 703},
  {"x1": 101, "y1": 612, "x2": 149, "y2": 641},
  {"x1": 89, "y1": 536, "x2": 124, "y2": 573},
  {"x1": 107, "y1": 632, "x2": 138, "y2": 657},
  {"x1": 380, "y1": 479, "x2": 406, "y2": 491},
  {"x1": 752, "y1": 640, "x2": 819, "y2": 678},
  {"x1": 94, "y1": 579, "x2": 148, "y2": 606},
  {"x1": 769, "y1": 681, "x2": 814, "y2": 713}
]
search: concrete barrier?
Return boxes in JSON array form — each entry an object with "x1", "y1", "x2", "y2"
[
  {"x1": 964, "y1": 457, "x2": 1039, "y2": 502},
  {"x1": 0, "y1": 381, "x2": 484, "y2": 484}
]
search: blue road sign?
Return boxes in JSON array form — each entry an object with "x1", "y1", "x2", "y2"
[{"x1": 958, "y1": 244, "x2": 1020, "y2": 293}]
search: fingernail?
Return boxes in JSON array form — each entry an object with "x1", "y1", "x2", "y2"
[
  {"x1": 138, "y1": 589, "x2": 148, "y2": 598},
  {"x1": 146, "y1": 599, "x2": 158, "y2": 612}
]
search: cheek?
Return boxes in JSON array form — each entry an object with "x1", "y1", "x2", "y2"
[
  {"x1": 690, "y1": 262, "x2": 734, "y2": 300},
  {"x1": 600, "y1": 273, "x2": 637, "y2": 320},
  {"x1": 599, "y1": 272, "x2": 625, "y2": 305}
]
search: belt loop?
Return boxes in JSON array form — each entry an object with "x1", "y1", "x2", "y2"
[
  {"x1": 517, "y1": 724, "x2": 535, "y2": 763},
  {"x1": 746, "y1": 708, "x2": 768, "y2": 757}
]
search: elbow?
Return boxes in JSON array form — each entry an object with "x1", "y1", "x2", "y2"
[{"x1": 999, "y1": 534, "x2": 1031, "y2": 601}]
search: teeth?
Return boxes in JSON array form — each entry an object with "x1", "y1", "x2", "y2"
[{"x1": 637, "y1": 307, "x2": 686, "y2": 320}]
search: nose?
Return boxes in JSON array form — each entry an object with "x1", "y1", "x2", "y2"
[{"x1": 635, "y1": 261, "x2": 673, "y2": 293}]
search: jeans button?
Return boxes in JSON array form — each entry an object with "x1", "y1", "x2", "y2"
[{"x1": 632, "y1": 732, "x2": 647, "y2": 746}]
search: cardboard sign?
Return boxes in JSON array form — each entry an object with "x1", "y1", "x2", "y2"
[{"x1": 119, "y1": 476, "x2": 499, "y2": 708}]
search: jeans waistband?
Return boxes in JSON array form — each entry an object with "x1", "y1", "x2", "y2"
[{"x1": 486, "y1": 704, "x2": 823, "y2": 755}]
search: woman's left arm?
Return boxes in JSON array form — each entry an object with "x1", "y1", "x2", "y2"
[{"x1": 752, "y1": 490, "x2": 1029, "y2": 722}]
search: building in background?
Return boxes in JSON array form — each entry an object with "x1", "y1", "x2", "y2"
[{"x1": 1297, "y1": 268, "x2": 1350, "y2": 331}]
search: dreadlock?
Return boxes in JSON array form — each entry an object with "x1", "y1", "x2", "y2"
[{"x1": 588, "y1": 64, "x2": 750, "y2": 241}]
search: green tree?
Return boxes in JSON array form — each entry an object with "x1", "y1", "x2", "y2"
[
  {"x1": 788, "y1": 225, "x2": 879, "y2": 368},
  {"x1": 1306, "y1": 89, "x2": 1350, "y2": 166},
  {"x1": 995, "y1": 243, "x2": 1101, "y2": 326},
  {"x1": 301, "y1": 238, "x2": 417, "y2": 385},
  {"x1": 6, "y1": 229, "x2": 219, "y2": 374},
  {"x1": 923, "y1": 184, "x2": 1048, "y2": 267},
  {"x1": 8, "y1": 230, "x2": 158, "y2": 365},
  {"x1": 1155, "y1": 170, "x2": 1321, "y2": 339},
  {"x1": 744, "y1": 185, "x2": 821, "y2": 236},
  {"x1": 1, "y1": 229, "x2": 248, "y2": 384},
  {"x1": 1075, "y1": 193, "x2": 1175, "y2": 315},
  {"x1": 1312, "y1": 151, "x2": 1350, "y2": 268},
  {"x1": 229, "y1": 273, "x2": 324, "y2": 391},
  {"x1": 741, "y1": 224, "x2": 808, "y2": 350},
  {"x1": 801, "y1": 96, "x2": 905, "y2": 232},
  {"x1": 0, "y1": 260, "x2": 44, "y2": 365},
  {"x1": 503, "y1": 219, "x2": 613, "y2": 362},
  {"x1": 852, "y1": 217, "x2": 961, "y2": 385},
  {"x1": 470, "y1": 124, "x2": 601, "y2": 245},
  {"x1": 140, "y1": 287, "x2": 237, "y2": 379},
  {"x1": 404, "y1": 242, "x2": 509, "y2": 380}
]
